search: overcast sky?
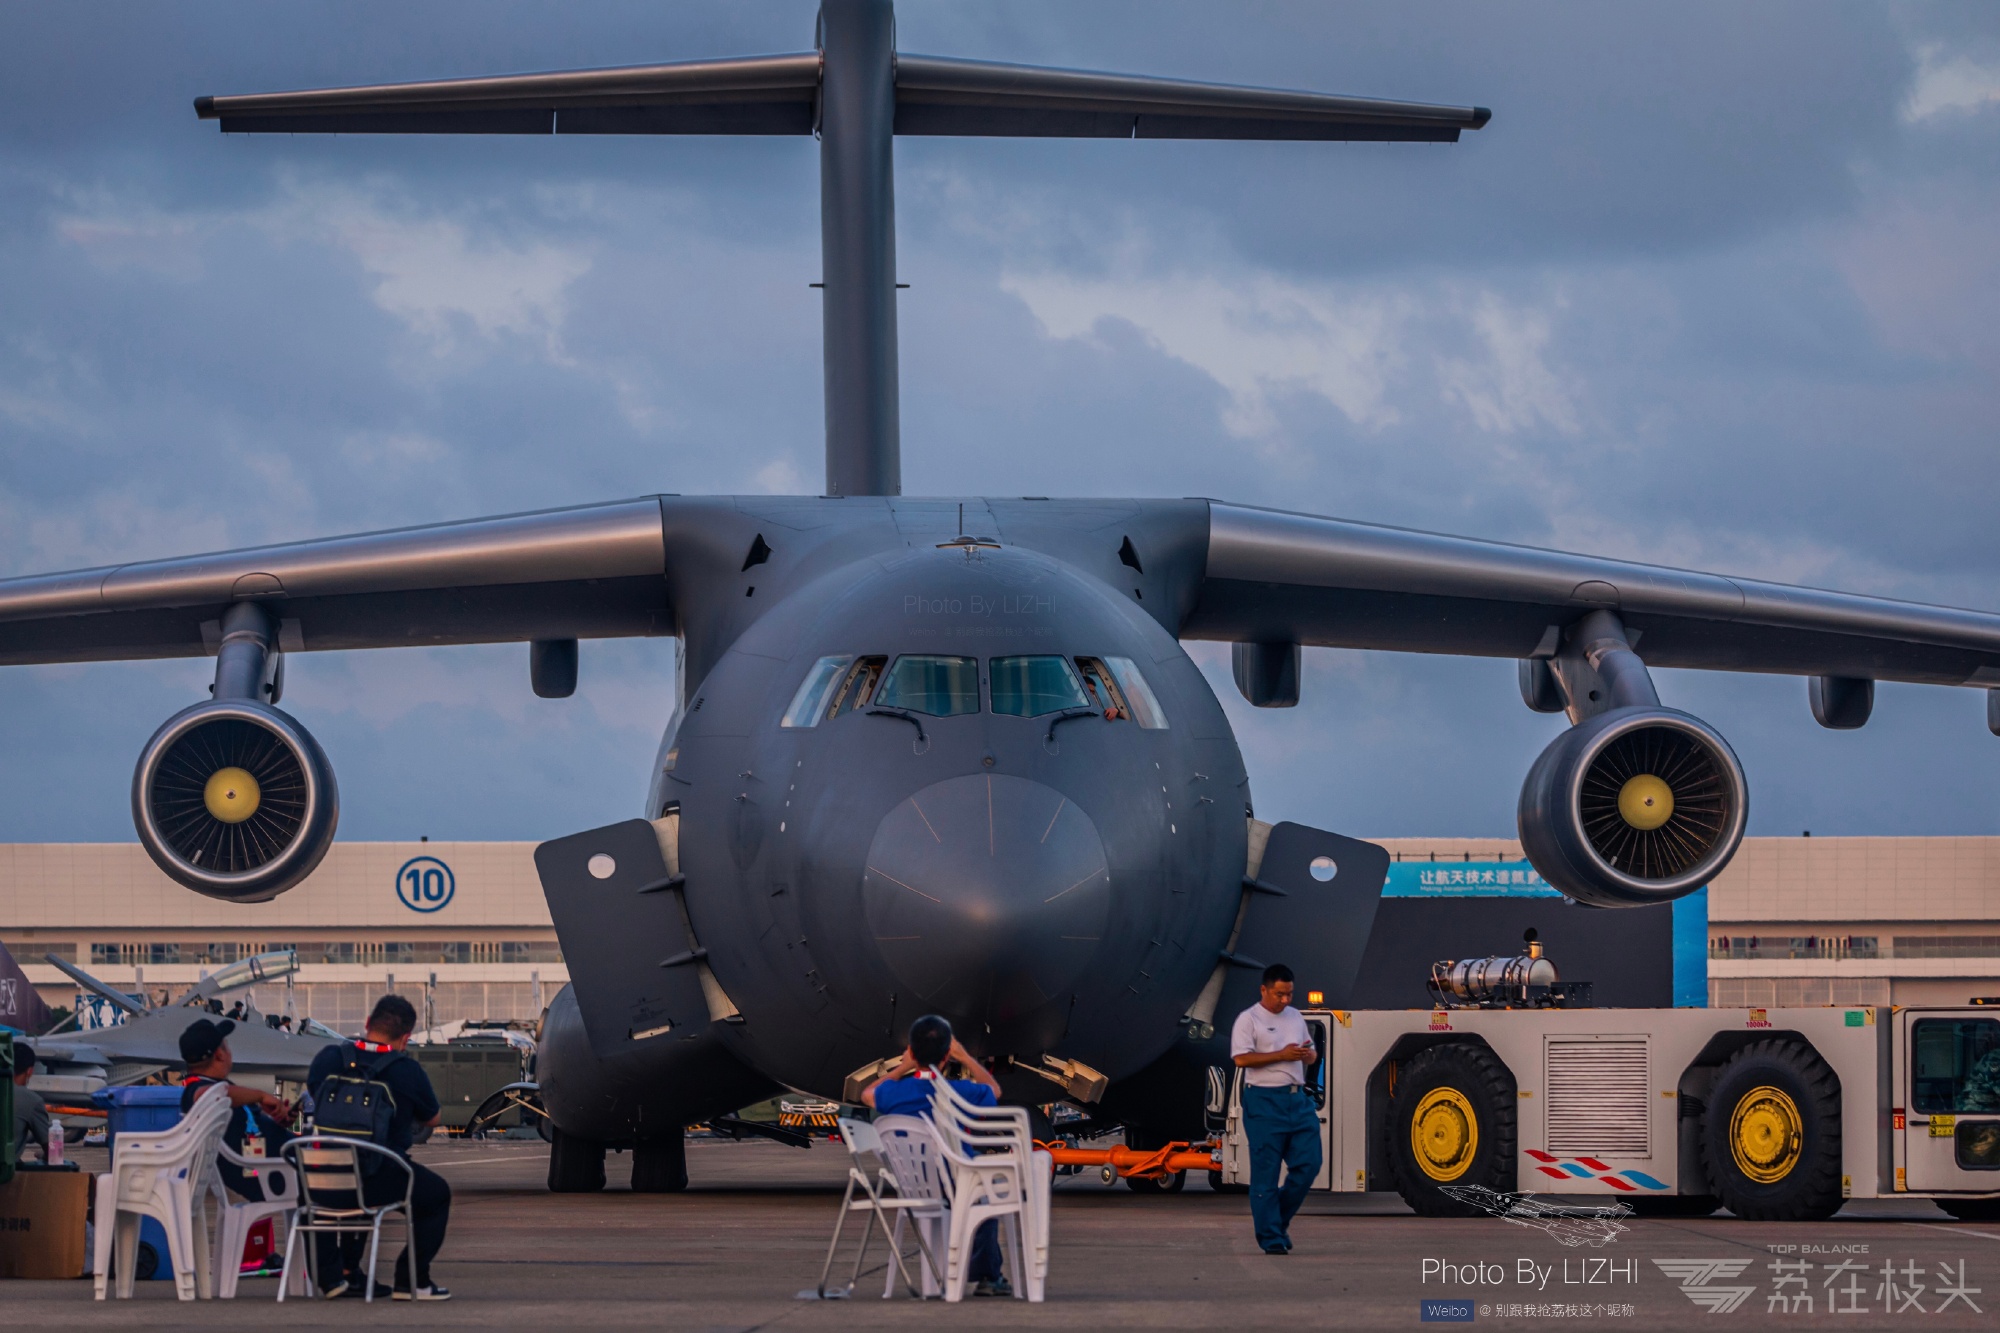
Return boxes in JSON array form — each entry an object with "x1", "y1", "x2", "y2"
[{"x1": 4, "y1": 2, "x2": 1999, "y2": 845}]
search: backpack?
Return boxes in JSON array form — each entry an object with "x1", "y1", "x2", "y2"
[{"x1": 311, "y1": 1046, "x2": 409, "y2": 1174}]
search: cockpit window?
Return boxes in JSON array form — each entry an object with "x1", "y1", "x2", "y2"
[
  {"x1": 780, "y1": 655, "x2": 852, "y2": 728},
  {"x1": 825, "y1": 656, "x2": 887, "y2": 720},
  {"x1": 875, "y1": 655, "x2": 981, "y2": 717},
  {"x1": 1074, "y1": 657, "x2": 1129, "y2": 722},
  {"x1": 1076, "y1": 655, "x2": 1168, "y2": 729},
  {"x1": 990, "y1": 656, "x2": 1090, "y2": 717}
]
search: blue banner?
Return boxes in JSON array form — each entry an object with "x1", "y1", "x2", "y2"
[{"x1": 1384, "y1": 860, "x2": 1563, "y2": 898}]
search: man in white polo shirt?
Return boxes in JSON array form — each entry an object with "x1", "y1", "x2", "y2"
[{"x1": 1231, "y1": 962, "x2": 1321, "y2": 1254}]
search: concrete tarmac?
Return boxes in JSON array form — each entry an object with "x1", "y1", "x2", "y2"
[{"x1": 13, "y1": 1137, "x2": 1998, "y2": 1329}]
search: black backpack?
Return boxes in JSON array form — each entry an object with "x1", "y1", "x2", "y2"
[{"x1": 312, "y1": 1046, "x2": 409, "y2": 1173}]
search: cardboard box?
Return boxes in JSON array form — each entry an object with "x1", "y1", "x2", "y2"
[{"x1": 0, "y1": 1167, "x2": 89, "y2": 1279}]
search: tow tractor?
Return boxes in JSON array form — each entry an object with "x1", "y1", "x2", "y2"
[{"x1": 1204, "y1": 934, "x2": 2000, "y2": 1221}]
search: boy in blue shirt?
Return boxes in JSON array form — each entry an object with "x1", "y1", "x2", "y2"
[{"x1": 861, "y1": 1015, "x2": 1012, "y2": 1297}]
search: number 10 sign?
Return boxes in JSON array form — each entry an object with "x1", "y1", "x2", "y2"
[{"x1": 397, "y1": 856, "x2": 456, "y2": 913}]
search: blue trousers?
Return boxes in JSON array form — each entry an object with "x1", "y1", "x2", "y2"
[{"x1": 1243, "y1": 1084, "x2": 1322, "y2": 1250}]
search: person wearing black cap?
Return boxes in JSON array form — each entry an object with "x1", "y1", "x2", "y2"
[
  {"x1": 11, "y1": 1041, "x2": 52, "y2": 1160},
  {"x1": 178, "y1": 1017, "x2": 297, "y2": 1203}
]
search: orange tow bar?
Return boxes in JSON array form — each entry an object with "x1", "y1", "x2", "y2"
[{"x1": 1036, "y1": 1139, "x2": 1219, "y2": 1182}]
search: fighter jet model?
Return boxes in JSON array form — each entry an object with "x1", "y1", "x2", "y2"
[
  {"x1": 28, "y1": 952, "x2": 339, "y2": 1094},
  {"x1": 6, "y1": 2, "x2": 2000, "y2": 1192}
]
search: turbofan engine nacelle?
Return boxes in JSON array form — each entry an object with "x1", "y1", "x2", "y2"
[
  {"x1": 132, "y1": 699, "x2": 339, "y2": 903},
  {"x1": 1517, "y1": 706, "x2": 1747, "y2": 909}
]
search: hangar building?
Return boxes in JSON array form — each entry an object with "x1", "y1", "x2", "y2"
[{"x1": 4, "y1": 834, "x2": 1997, "y2": 1031}]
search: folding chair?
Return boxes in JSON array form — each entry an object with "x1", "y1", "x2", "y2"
[
  {"x1": 871, "y1": 1115, "x2": 953, "y2": 1297},
  {"x1": 93, "y1": 1084, "x2": 231, "y2": 1301},
  {"x1": 813, "y1": 1116, "x2": 943, "y2": 1299},
  {"x1": 276, "y1": 1137, "x2": 416, "y2": 1302}
]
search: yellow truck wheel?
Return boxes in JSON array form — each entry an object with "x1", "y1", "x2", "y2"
[
  {"x1": 1700, "y1": 1039, "x2": 1842, "y2": 1221},
  {"x1": 1386, "y1": 1042, "x2": 1517, "y2": 1217}
]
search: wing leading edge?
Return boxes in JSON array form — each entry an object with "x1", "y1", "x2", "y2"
[
  {"x1": 1186, "y1": 501, "x2": 2000, "y2": 688},
  {"x1": 0, "y1": 498, "x2": 671, "y2": 664}
]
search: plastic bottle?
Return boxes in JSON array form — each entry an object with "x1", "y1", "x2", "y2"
[{"x1": 47, "y1": 1118, "x2": 65, "y2": 1166}]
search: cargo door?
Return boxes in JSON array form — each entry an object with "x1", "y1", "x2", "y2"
[
  {"x1": 1901, "y1": 1011, "x2": 2000, "y2": 1192},
  {"x1": 535, "y1": 819, "x2": 712, "y2": 1059}
]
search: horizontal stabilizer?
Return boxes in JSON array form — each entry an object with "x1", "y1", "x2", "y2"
[
  {"x1": 894, "y1": 55, "x2": 1488, "y2": 141},
  {"x1": 195, "y1": 51, "x2": 1487, "y2": 142},
  {"x1": 194, "y1": 53, "x2": 822, "y2": 136}
]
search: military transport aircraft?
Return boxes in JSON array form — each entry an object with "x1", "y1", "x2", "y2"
[{"x1": 6, "y1": 1, "x2": 2000, "y2": 1192}]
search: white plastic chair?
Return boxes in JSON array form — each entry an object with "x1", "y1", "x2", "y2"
[
  {"x1": 93, "y1": 1083, "x2": 232, "y2": 1301},
  {"x1": 207, "y1": 1136, "x2": 307, "y2": 1299},
  {"x1": 915, "y1": 1088, "x2": 1037, "y2": 1303},
  {"x1": 812, "y1": 1116, "x2": 944, "y2": 1299},
  {"x1": 932, "y1": 1080, "x2": 1050, "y2": 1301},
  {"x1": 276, "y1": 1137, "x2": 416, "y2": 1302},
  {"x1": 871, "y1": 1114, "x2": 955, "y2": 1297}
]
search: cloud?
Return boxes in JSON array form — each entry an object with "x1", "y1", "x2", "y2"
[
  {"x1": 1003, "y1": 262, "x2": 1583, "y2": 446},
  {"x1": 1436, "y1": 292, "x2": 1581, "y2": 436},
  {"x1": 273, "y1": 179, "x2": 594, "y2": 352},
  {"x1": 1904, "y1": 43, "x2": 2000, "y2": 123}
]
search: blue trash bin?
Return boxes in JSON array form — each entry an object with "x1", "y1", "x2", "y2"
[{"x1": 92, "y1": 1085, "x2": 189, "y2": 1280}]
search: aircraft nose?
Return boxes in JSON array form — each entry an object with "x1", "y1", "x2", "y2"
[{"x1": 863, "y1": 773, "x2": 1110, "y2": 1028}]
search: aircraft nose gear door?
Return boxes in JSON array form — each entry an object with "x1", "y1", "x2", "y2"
[
  {"x1": 1226, "y1": 823, "x2": 1391, "y2": 1018},
  {"x1": 536, "y1": 819, "x2": 713, "y2": 1059}
]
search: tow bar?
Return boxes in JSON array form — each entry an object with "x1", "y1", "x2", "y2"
[{"x1": 1036, "y1": 1139, "x2": 1220, "y2": 1183}]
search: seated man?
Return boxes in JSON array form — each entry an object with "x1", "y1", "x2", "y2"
[
  {"x1": 10, "y1": 1041, "x2": 51, "y2": 1161},
  {"x1": 862, "y1": 1015, "x2": 1013, "y2": 1298},
  {"x1": 178, "y1": 1018, "x2": 296, "y2": 1201},
  {"x1": 304, "y1": 995, "x2": 451, "y2": 1301}
]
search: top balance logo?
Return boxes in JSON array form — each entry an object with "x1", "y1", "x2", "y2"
[{"x1": 1654, "y1": 1259, "x2": 1757, "y2": 1313}]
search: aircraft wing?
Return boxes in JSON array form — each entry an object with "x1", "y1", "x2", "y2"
[
  {"x1": 194, "y1": 53, "x2": 1486, "y2": 142},
  {"x1": 1184, "y1": 501, "x2": 2000, "y2": 688},
  {"x1": 0, "y1": 498, "x2": 670, "y2": 665}
]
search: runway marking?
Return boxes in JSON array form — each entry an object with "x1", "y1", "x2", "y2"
[
  {"x1": 1045, "y1": 868, "x2": 1105, "y2": 904},
  {"x1": 908, "y1": 796, "x2": 942, "y2": 843},
  {"x1": 867, "y1": 865, "x2": 940, "y2": 903},
  {"x1": 1040, "y1": 797, "x2": 1067, "y2": 844},
  {"x1": 1926, "y1": 1223, "x2": 2000, "y2": 1243},
  {"x1": 425, "y1": 1154, "x2": 542, "y2": 1168}
]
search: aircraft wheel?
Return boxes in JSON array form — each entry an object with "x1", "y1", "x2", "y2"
[
  {"x1": 547, "y1": 1127, "x2": 607, "y2": 1193},
  {"x1": 631, "y1": 1134, "x2": 689, "y2": 1193},
  {"x1": 1937, "y1": 1197, "x2": 2000, "y2": 1222},
  {"x1": 1700, "y1": 1039, "x2": 1843, "y2": 1222},
  {"x1": 1386, "y1": 1042, "x2": 1517, "y2": 1217}
]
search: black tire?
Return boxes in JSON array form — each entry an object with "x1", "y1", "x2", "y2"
[
  {"x1": 631, "y1": 1134, "x2": 689, "y2": 1193},
  {"x1": 1939, "y1": 1197, "x2": 2000, "y2": 1222},
  {"x1": 1627, "y1": 1194, "x2": 1721, "y2": 1217},
  {"x1": 1127, "y1": 1169, "x2": 1186, "y2": 1193},
  {"x1": 1207, "y1": 1170, "x2": 1249, "y2": 1195},
  {"x1": 547, "y1": 1127, "x2": 607, "y2": 1193},
  {"x1": 1386, "y1": 1043, "x2": 1516, "y2": 1218},
  {"x1": 1700, "y1": 1039, "x2": 1843, "y2": 1222}
]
